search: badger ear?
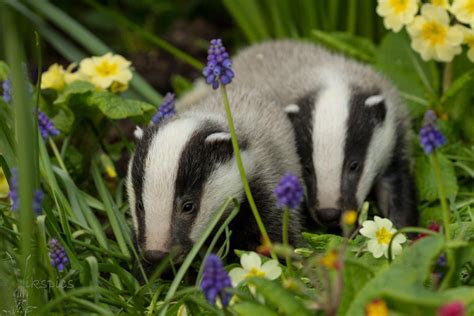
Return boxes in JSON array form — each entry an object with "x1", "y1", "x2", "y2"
[
  {"x1": 284, "y1": 103, "x2": 300, "y2": 114},
  {"x1": 134, "y1": 126, "x2": 144, "y2": 140},
  {"x1": 364, "y1": 95, "x2": 385, "y2": 107},
  {"x1": 205, "y1": 132, "x2": 231, "y2": 144}
]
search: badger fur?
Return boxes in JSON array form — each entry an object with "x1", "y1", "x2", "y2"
[
  {"x1": 126, "y1": 87, "x2": 305, "y2": 263},
  {"x1": 231, "y1": 40, "x2": 417, "y2": 228}
]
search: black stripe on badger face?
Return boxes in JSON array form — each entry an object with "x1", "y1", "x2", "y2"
[
  {"x1": 169, "y1": 123, "x2": 241, "y2": 256},
  {"x1": 286, "y1": 92, "x2": 318, "y2": 217},
  {"x1": 131, "y1": 124, "x2": 161, "y2": 247},
  {"x1": 340, "y1": 89, "x2": 386, "y2": 212}
]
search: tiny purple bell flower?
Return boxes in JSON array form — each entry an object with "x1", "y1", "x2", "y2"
[
  {"x1": 38, "y1": 110, "x2": 59, "y2": 140},
  {"x1": 151, "y1": 92, "x2": 176, "y2": 124},
  {"x1": 203, "y1": 39, "x2": 234, "y2": 90},
  {"x1": 419, "y1": 110, "x2": 446, "y2": 154},
  {"x1": 200, "y1": 254, "x2": 232, "y2": 306},
  {"x1": 274, "y1": 173, "x2": 304, "y2": 209},
  {"x1": 49, "y1": 238, "x2": 69, "y2": 272}
]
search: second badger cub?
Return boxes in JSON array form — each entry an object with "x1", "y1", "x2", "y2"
[
  {"x1": 127, "y1": 87, "x2": 304, "y2": 263},
  {"x1": 232, "y1": 40, "x2": 418, "y2": 228}
]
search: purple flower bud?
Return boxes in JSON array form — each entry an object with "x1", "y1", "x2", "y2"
[
  {"x1": 274, "y1": 173, "x2": 304, "y2": 209},
  {"x1": 38, "y1": 110, "x2": 59, "y2": 140},
  {"x1": 203, "y1": 39, "x2": 234, "y2": 90},
  {"x1": 49, "y1": 238, "x2": 69, "y2": 272},
  {"x1": 33, "y1": 190, "x2": 44, "y2": 215},
  {"x1": 152, "y1": 92, "x2": 176, "y2": 125},
  {"x1": 9, "y1": 168, "x2": 19, "y2": 211},
  {"x1": 2, "y1": 79, "x2": 12, "y2": 103},
  {"x1": 200, "y1": 254, "x2": 232, "y2": 306},
  {"x1": 419, "y1": 110, "x2": 446, "y2": 154}
]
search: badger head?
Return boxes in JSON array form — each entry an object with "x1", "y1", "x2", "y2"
[
  {"x1": 127, "y1": 115, "x2": 251, "y2": 265},
  {"x1": 287, "y1": 80, "x2": 396, "y2": 228}
]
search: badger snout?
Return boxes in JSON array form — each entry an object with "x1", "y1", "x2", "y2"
[
  {"x1": 316, "y1": 208, "x2": 342, "y2": 227},
  {"x1": 144, "y1": 250, "x2": 168, "y2": 263}
]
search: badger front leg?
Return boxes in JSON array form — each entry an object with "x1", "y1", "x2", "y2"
[{"x1": 374, "y1": 157, "x2": 418, "y2": 228}]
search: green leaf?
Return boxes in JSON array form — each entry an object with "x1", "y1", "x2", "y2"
[
  {"x1": 0, "y1": 61, "x2": 9, "y2": 80},
  {"x1": 415, "y1": 153, "x2": 458, "y2": 202},
  {"x1": 375, "y1": 32, "x2": 434, "y2": 117},
  {"x1": 54, "y1": 80, "x2": 95, "y2": 105},
  {"x1": 343, "y1": 235, "x2": 445, "y2": 316},
  {"x1": 441, "y1": 69, "x2": 474, "y2": 104},
  {"x1": 302, "y1": 233, "x2": 344, "y2": 254},
  {"x1": 85, "y1": 92, "x2": 155, "y2": 120},
  {"x1": 311, "y1": 30, "x2": 376, "y2": 63},
  {"x1": 248, "y1": 278, "x2": 312, "y2": 316},
  {"x1": 233, "y1": 302, "x2": 280, "y2": 316}
]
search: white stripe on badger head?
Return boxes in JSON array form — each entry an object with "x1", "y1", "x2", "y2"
[
  {"x1": 189, "y1": 151, "x2": 255, "y2": 242},
  {"x1": 313, "y1": 75, "x2": 350, "y2": 209},
  {"x1": 356, "y1": 101, "x2": 396, "y2": 206},
  {"x1": 143, "y1": 118, "x2": 200, "y2": 252}
]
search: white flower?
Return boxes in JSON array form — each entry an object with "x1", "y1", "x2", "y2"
[
  {"x1": 450, "y1": 0, "x2": 474, "y2": 28},
  {"x1": 407, "y1": 4, "x2": 464, "y2": 62},
  {"x1": 376, "y1": 0, "x2": 419, "y2": 32},
  {"x1": 359, "y1": 216, "x2": 407, "y2": 259},
  {"x1": 228, "y1": 252, "x2": 281, "y2": 286},
  {"x1": 461, "y1": 26, "x2": 474, "y2": 61}
]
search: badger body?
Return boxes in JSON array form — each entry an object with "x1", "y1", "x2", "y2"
[
  {"x1": 231, "y1": 40, "x2": 417, "y2": 228},
  {"x1": 127, "y1": 87, "x2": 305, "y2": 263}
]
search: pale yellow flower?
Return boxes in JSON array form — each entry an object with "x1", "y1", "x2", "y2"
[
  {"x1": 64, "y1": 63, "x2": 87, "y2": 84},
  {"x1": 407, "y1": 4, "x2": 464, "y2": 62},
  {"x1": 0, "y1": 167, "x2": 9, "y2": 199},
  {"x1": 342, "y1": 210, "x2": 358, "y2": 225},
  {"x1": 376, "y1": 0, "x2": 419, "y2": 32},
  {"x1": 79, "y1": 53, "x2": 132, "y2": 91},
  {"x1": 461, "y1": 26, "x2": 474, "y2": 61},
  {"x1": 432, "y1": 0, "x2": 450, "y2": 9},
  {"x1": 450, "y1": 0, "x2": 474, "y2": 28},
  {"x1": 41, "y1": 64, "x2": 66, "y2": 90},
  {"x1": 359, "y1": 216, "x2": 406, "y2": 259}
]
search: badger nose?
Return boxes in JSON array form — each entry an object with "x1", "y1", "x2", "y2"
[
  {"x1": 317, "y1": 208, "x2": 342, "y2": 226},
  {"x1": 144, "y1": 250, "x2": 168, "y2": 263}
]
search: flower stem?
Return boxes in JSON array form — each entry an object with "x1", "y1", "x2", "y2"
[
  {"x1": 431, "y1": 152, "x2": 455, "y2": 289},
  {"x1": 282, "y1": 207, "x2": 293, "y2": 276},
  {"x1": 49, "y1": 138, "x2": 68, "y2": 173},
  {"x1": 442, "y1": 62, "x2": 453, "y2": 94},
  {"x1": 219, "y1": 86, "x2": 272, "y2": 251}
]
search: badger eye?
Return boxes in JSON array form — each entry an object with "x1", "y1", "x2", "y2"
[
  {"x1": 182, "y1": 202, "x2": 196, "y2": 214},
  {"x1": 349, "y1": 161, "x2": 360, "y2": 172}
]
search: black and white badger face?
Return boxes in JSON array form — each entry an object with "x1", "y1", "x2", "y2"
[
  {"x1": 127, "y1": 116, "x2": 252, "y2": 263},
  {"x1": 288, "y1": 76, "x2": 395, "y2": 227}
]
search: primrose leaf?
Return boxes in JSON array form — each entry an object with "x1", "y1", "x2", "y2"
[
  {"x1": 85, "y1": 91, "x2": 156, "y2": 119},
  {"x1": 54, "y1": 80, "x2": 96, "y2": 105}
]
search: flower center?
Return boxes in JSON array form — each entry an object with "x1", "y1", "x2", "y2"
[
  {"x1": 465, "y1": 0, "x2": 474, "y2": 14},
  {"x1": 95, "y1": 61, "x2": 118, "y2": 77},
  {"x1": 389, "y1": 0, "x2": 409, "y2": 13},
  {"x1": 421, "y1": 21, "x2": 447, "y2": 45},
  {"x1": 246, "y1": 267, "x2": 266, "y2": 278},
  {"x1": 375, "y1": 227, "x2": 393, "y2": 245}
]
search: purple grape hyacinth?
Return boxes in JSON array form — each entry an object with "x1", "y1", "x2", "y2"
[
  {"x1": 203, "y1": 39, "x2": 234, "y2": 90},
  {"x1": 151, "y1": 92, "x2": 176, "y2": 124},
  {"x1": 38, "y1": 110, "x2": 59, "y2": 140},
  {"x1": 49, "y1": 238, "x2": 69, "y2": 272},
  {"x1": 9, "y1": 168, "x2": 19, "y2": 211},
  {"x1": 274, "y1": 173, "x2": 304, "y2": 209},
  {"x1": 33, "y1": 190, "x2": 44, "y2": 215},
  {"x1": 200, "y1": 254, "x2": 232, "y2": 307},
  {"x1": 419, "y1": 110, "x2": 446, "y2": 154},
  {"x1": 2, "y1": 79, "x2": 11, "y2": 103}
]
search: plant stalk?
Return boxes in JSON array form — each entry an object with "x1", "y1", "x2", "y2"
[{"x1": 282, "y1": 207, "x2": 292, "y2": 276}]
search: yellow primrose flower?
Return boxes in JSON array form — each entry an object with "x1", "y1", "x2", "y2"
[
  {"x1": 366, "y1": 299, "x2": 389, "y2": 316},
  {"x1": 320, "y1": 250, "x2": 340, "y2": 270},
  {"x1": 461, "y1": 25, "x2": 474, "y2": 61},
  {"x1": 342, "y1": 210, "x2": 358, "y2": 226},
  {"x1": 407, "y1": 4, "x2": 464, "y2": 62},
  {"x1": 432, "y1": 0, "x2": 450, "y2": 9},
  {"x1": 451, "y1": 0, "x2": 474, "y2": 28},
  {"x1": 64, "y1": 63, "x2": 87, "y2": 84},
  {"x1": 228, "y1": 252, "x2": 281, "y2": 286},
  {"x1": 41, "y1": 64, "x2": 66, "y2": 90},
  {"x1": 359, "y1": 216, "x2": 406, "y2": 259},
  {"x1": 0, "y1": 167, "x2": 9, "y2": 199},
  {"x1": 79, "y1": 53, "x2": 132, "y2": 91},
  {"x1": 376, "y1": 0, "x2": 419, "y2": 32}
]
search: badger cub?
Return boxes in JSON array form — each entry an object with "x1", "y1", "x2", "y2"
[
  {"x1": 127, "y1": 88, "x2": 304, "y2": 264},
  {"x1": 232, "y1": 40, "x2": 417, "y2": 229}
]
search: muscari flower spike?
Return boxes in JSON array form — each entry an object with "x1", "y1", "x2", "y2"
[
  {"x1": 38, "y1": 110, "x2": 60, "y2": 140},
  {"x1": 9, "y1": 168, "x2": 19, "y2": 211},
  {"x1": 151, "y1": 92, "x2": 176, "y2": 124},
  {"x1": 274, "y1": 172, "x2": 304, "y2": 209},
  {"x1": 49, "y1": 238, "x2": 69, "y2": 272},
  {"x1": 2, "y1": 79, "x2": 12, "y2": 103},
  {"x1": 203, "y1": 39, "x2": 234, "y2": 90},
  {"x1": 33, "y1": 189, "x2": 44, "y2": 215},
  {"x1": 200, "y1": 254, "x2": 232, "y2": 307},
  {"x1": 419, "y1": 110, "x2": 446, "y2": 154}
]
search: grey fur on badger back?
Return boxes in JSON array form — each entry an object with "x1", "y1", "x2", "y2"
[
  {"x1": 231, "y1": 40, "x2": 417, "y2": 229},
  {"x1": 127, "y1": 87, "x2": 305, "y2": 263}
]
